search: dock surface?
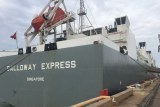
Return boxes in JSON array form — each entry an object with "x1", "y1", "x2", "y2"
[
  {"x1": 71, "y1": 78, "x2": 160, "y2": 107},
  {"x1": 113, "y1": 80, "x2": 159, "y2": 107},
  {"x1": 149, "y1": 85, "x2": 160, "y2": 107}
]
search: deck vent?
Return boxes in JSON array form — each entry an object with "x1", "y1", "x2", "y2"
[
  {"x1": 120, "y1": 47, "x2": 124, "y2": 54},
  {"x1": 32, "y1": 47, "x2": 37, "y2": 52},
  {"x1": 120, "y1": 46, "x2": 128, "y2": 55},
  {"x1": 50, "y1": 43, "x2": 57, "y2": 50},
  {"x1": 93, "y1": 41, "x2": 99, "y2": 44},
  {"x1": 18, "y1": 48, "x2": 23, "y2": 55},
  {"x1": 26, "y1": 46, "x2": 31, "y2": 54},
  {"x1": 44, "y1": 43, "x2": 57, "y2": 51},
  {"x1": 44, "y1": 44, "x2": 50, "y2": 51}
]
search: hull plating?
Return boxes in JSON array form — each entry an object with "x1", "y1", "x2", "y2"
[{"x1": 0, "y1": 44, "x2": 153, "y2": 107}]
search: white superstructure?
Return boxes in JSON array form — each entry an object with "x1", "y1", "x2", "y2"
[
  {"x1": 137, "y1": 42, "x2": 156, "y2": 67},
  {"x1": 0, "y1": 0, "x2": 156, "y2": 68}
]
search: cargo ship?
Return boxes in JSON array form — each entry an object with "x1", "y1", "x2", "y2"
[{"x1": 0, "y1": 0, "x2": 156, "y2": 107}]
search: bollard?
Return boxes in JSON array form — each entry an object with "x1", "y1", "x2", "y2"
[{"x1": 100, "y1": 89, "x2": 108, "y2": 96}]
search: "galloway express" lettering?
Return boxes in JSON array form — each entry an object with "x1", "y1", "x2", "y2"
[
  {"x1": 41, "y1": 61, "x2": 76, "y2": 70},
  {"x1": 7, "y1": 60, "x2": 76, "y2": 72}
]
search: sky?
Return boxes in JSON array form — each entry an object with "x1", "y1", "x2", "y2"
[{"x1": 0, "y1": 0, "x2": 160, "y2": 66}]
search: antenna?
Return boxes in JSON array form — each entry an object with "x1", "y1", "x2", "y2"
[
  {"x1": 78, "y1": 0, "x2": 86, "y2": 33},
  {"x1": 78, "y1": 0, "x2": 96, "y2": 34},
  {"x1": 158, "y1": 34, "x2": 160, "y2": 43}
]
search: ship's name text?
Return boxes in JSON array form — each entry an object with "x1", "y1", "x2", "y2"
[{"x1": 7, "y1": 60, "x2": 76, "y2": 71}]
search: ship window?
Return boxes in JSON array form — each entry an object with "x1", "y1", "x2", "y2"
[
  {"x1": 56, "y1": 37, "x2": 66, "y2": 41},
  {"x1": 144, "y1": 60, "x2": 148, "y2": 63},
  {"x1": 142, "y1": 42, "x2": 146, "y2": 47},
  {"x1": 83, "y1": 30, "x2": 90, "y2": 36},
  {"x1": 121, "y1": 16, "x2": 126, "y2": 24},
  {"x1": 26, "y1": 46, "x2": 31, "y2": 54},
  {"x1": 95, "y1": 28, "x2": 102, "y2": 34},
  {"x1": 114, "y1": 21, "x2": 117, "y2": 28},
  {"x1": 91, "y1": 29, "x2": 96, "y2": 35},
  {"x1": 147, "y1": 51, "x2": 151, "y2": 54},
  {"x1": 116, "y1": 18, "x2": 121, "y2": 25},
  {"x1": 108, "y1": 28, "x2": 117, "y2": 33},
  {"x1": 63, "y1": 30, "x2": 66, "y2": 37}
]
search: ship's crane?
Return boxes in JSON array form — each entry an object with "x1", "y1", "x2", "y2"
[{"x1": 24, "y1": 0, "x2": 75, "y2": 46}]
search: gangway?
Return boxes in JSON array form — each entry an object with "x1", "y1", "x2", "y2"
[{"x1": 146, "y1": 66, "x2": 160, "y2": 73}]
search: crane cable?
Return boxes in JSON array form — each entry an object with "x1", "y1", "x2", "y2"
[{"x1": 0, "y1": 54, "x2": 31, "y2": 76}]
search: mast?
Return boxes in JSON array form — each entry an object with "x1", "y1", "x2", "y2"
[
  {"x1": 78, "y1": 0, "x2": 87, "y2": 33},
  {"x1": 158, "y1": 34, "x2": 160, "y2": 52},
  {"x1": 78, "y1": 0, "x2": 97, "y2": 34}
]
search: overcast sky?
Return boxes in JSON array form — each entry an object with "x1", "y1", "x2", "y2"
[{"x1": 0, "y1": 0, "x2": 160, "y2": 66}]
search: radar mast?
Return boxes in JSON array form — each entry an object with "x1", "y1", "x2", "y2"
[{"x1": 78, "y1": 0, "x2": 87, "y2": 33}]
